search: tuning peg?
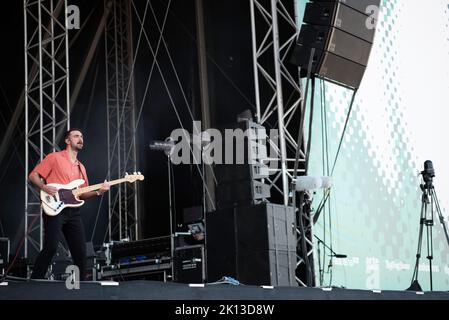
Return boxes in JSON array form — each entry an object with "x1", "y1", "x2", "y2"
[
  {"x1": 138, "y1": 171, "x2": 141, "y2": 175},
  {"x1": 133, "y1": 171, "x2": 137, "y2": 175},
  {"x1": 125, "y1": 172, "x2": 128, "y2": 175}
]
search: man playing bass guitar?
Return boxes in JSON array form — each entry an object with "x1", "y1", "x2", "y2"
[{"x1": 28, "y1": 128, "x2": 110, "y2": 281}]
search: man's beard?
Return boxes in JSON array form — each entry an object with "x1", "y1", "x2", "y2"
[{"x1": 75, "y1": 143, "x2": 83, "y2": 150}]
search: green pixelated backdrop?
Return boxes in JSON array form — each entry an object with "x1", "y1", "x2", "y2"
[{"x1": 297, "y1": 0, "x2": 449, "y2": 290}]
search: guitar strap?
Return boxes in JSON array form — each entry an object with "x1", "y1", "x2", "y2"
[{"x1": 77, "y1": 162, "x2": 86, "y2": 183}]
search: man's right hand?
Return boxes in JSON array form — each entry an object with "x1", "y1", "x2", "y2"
[{"x1": 42, "y1": 185, "x2": 58, "y2": 196}]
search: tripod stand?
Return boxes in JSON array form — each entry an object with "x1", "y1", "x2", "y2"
[{"x1": 409, "y1": 163, "x2": 449, "y2": 291}]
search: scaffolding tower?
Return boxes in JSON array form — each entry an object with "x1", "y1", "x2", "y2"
[
  {"x1": 24, "y1": 0, "x2": 70, "y2": 260},
  {"x1": 249, "y1": 0, "x2": 315, "y2": 286},
  {"x1": 104, "y1": 0, "x2": 140, "y2": 242}
]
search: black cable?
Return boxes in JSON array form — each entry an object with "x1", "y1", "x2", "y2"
[
  {"x1": 81, "y1": 49, "x2": 100, "y2": 131},
  {"x1": 131, "y1": 0, "x2": 216, "y2": 211},
  {"x1": 432, "y1": 188, "x2": 449, "y2": 246},
  {"x1": 2, "y1": 213, "x2": 40, "y2": 280},
  {"x1": 102, "y1": 215, "x2": 120, "y2": 246},
  {"x1": 153, "y1": 0, "x2": 256, "y2": 113},
  {"x1": 327, "y1": 210, "x2": 334, "y2": 285},
  {"x1": 170, "y1": 160, "x2": 177, "y2": 231},
  {"x1": 330, "y1": 89, "x2": 358, "y2": 175},
  {"x1": 326, "y1": 86, "x2": 357, "y2": 286},
  {"x1": 147, "y1": 0, "x2": 221, "y2": 191},
  {"x1": 0, "y1": 80, "x2": 28, "y2": 240},
  {"x1": 0, "y1": 218, "x2": 4, "y2": 238},
  {"x1": 304, "y1": 77, "x2": 315, "y2": 173},
  {"x1": 311, "y1": 84, "x2": 356, "y2": 286},
  {"x1": 0, "y1": 81, "x2": 26, "y2": 182},
  {"x1": 319, "y1": 79, "x2": 326, "y2": 286},
  {"x1": 316, "y1": 78, "x2": 338, "y2": 287},
  {"x1": 82, "y1": 51, "x2": 109, "y2": 242},
  {"x1": 322, "y1": 80, "x2": 334, "y2": 287}
]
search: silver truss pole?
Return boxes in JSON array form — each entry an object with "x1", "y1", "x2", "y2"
[
  {"x1": 127, "y1": 0, "x2": 139, "y2": 240},
  {"x1": 24, "y1": 0, "x2": 70, "y2": 260},
  {"x1": 250, "y1": 0, "x2": 262, "y2": 125},
  {"x1": 114, "y1": 0, "x2": 123, "y2": 240},
  {"x1": 38, "y1": 0, "x2": 44, "y2": 251},
  {"x1": 250, "y1": 0, "x2": 314, "y2": 286},
  {"x1": 24, "y1": 0, "x2": 29, "y2": 259},
  {"x1": 64, "y1": 0, "x2": 71, "y2": 129},
  {"x1": 105, "y1": 0, "x2": 139, "y2": 242},
  {"x1": 270, "y1": 0, "x2": 289, "y2": 206},
  {"x1": 51, "y1": 0, "x2": 55, "y2": 150},
  {"x1": 250, "y1": 0, "x2": 304, "y2": 203}
]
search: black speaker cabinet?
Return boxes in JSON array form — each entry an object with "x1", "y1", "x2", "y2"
[
  {"x1": 303, "y1": 1, "x2": 378, "y2": 43},
  {"x1": 298, "y1": 24, "x2": 372, "y2": 66},
  {"x1": 174, "y1": 245, "x2": 205, "y2": 283},
  {"x1": 313, "y1": 0, "x2": 381, "y2": 17},
  {"x1": 0, "y1": 238, "x2": 10, "y2": 272},
  {"x1": 206, "y1": 203, "x2": 296, "y2": 286},
  {"x1": 214, "y1": 163, "x2": 269, "y2": 183},
  {"x1": 215, "y1": 179, "x2": 271, "y2": 209},
  {"x1": 291, "y1": 0, "x2": 379, "y2": 88},
  {"x1": 291, "y1": 43, "x2": 366, "y2": 89}
]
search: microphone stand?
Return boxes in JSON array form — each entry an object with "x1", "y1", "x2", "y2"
[
  {"x1": 314, "y1": 235, "x2": 346, "y2": 287},
  {"x1": 167, "y1": 153, "x2": 175, "y2": 281},
  {"x1": 149, "y1": 138, "x2": 176, "y2": 281},
  {"x1": 314, "y1": 235, "x2": 347, "y2": 258}
]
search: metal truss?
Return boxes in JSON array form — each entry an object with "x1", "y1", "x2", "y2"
[
  {"x1": 104, "y1": 0, "x2": 139, "y2": 242},
  {"x1": 24, "y1": 0, "x2": 70, "y2": 260},
  {"x1": 249, "y1": 0, "x2": 315, "y2": 286}
]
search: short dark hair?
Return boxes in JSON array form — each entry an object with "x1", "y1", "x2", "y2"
[{"x1": 64, "y1": 128, "x2": 83, "y2": 141}]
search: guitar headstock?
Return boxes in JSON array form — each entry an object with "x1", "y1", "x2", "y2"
[{"x1": 124, "y1": 172, "x2": 145, "y2": 183}]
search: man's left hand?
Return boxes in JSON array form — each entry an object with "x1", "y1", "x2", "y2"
[{"x1": 98, "y1": 180, "x2": 111, "y2": 195}]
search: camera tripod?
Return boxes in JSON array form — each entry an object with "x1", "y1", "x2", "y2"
[{"x1": 409, "y1": 172, "x2": 449, "y2": 291}]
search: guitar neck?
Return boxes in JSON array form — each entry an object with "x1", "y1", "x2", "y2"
[{"x1": 73, "y1": 178, "x2": 128, "y2": 196}]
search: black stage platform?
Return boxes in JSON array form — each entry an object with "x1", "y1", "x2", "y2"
[{"x1": 1, "y1": 279, "x2": 448, "y2": 300}]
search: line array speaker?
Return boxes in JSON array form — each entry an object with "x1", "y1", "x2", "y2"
[{"x1": 290, "y1": 0, "x2": 380, "y2": 88}]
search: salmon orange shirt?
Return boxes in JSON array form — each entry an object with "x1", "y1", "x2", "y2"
[{"x1": 31, "y1": 150, "x2": 89, "y2": 187}]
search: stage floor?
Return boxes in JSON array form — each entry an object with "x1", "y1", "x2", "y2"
[{"x1": 1, "y1": 279, "x2": 448, "y2": 300}]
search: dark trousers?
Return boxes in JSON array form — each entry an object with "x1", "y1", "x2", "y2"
[{"x1": 31, "y1": 208, "x2": 86, "y2": 281}]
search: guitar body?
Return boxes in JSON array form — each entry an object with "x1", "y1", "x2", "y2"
[
  {"x1": 40, "y1": 179, "x2": 85, "y2": 216},
  {"x1": 39, "y1": 173, "x2": 144, "y2": 216}
]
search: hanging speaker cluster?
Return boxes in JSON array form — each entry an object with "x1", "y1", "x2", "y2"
[{"x1": 290, "y1": 0, "x2": 380, "y2": 88}]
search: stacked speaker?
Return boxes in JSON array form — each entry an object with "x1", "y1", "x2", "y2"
[
  {"x1": 214, "y1": 120, "x2": 270, "y2": 209},
  {"x1": 206, "y1": 203, "x2": 297, "y2": 286},
  {"x1": 290, "y1": 0, "x2": 380, "y2": 88}
]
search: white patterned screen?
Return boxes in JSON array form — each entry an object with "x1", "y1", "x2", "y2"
[{"x1": 297, "y1": 0, "x2": 449, "y2": 290}]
